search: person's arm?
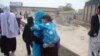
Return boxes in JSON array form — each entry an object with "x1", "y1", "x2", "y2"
[
  {"x1": 39, "y1": 23, "x2": 51, "y2": 30},
  {"x1": 32, "y1": 24, "x2": 41, "y2": 31},
  {"x1": 0, "y1": 14, "x2": 1, "y2": 34},
  {"x1": 22, "y1": 25, "x2": 27, "y2": 41},
  {"x1": 88, "y1": 16, "x2": 97, "y2": 37},
  {"x1": 32, "y1": 30, "x2": 43, "y2": 44}
]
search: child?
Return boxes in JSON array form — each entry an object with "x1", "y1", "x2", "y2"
[
  {"x1": 40, "y1": 15, "x2": 60, "y2": 56},
  {"x1": 22, "y1": 17, "x2": 34, "y2": 56}
]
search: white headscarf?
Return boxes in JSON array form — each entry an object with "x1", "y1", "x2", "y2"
[
  {"x1": 0, "y1": 6, "x2": 19, "y2": 38},
  {"x1": 3, "y1": 6, "x2": 10, "y2": 13}
]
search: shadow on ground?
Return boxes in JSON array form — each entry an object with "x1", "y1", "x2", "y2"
[{"x1": 59, "y1": 45, "x2": 79, "y2": 56}]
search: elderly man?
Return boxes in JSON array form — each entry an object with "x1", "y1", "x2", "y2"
[{"x1": 0, "y1": 6, "x2": 19, "y2": 56}]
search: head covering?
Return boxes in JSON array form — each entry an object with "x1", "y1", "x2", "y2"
[
  {"x1": 34, "y1": 10, "x2": 45, "y2": 25},
  {"x1": 27, "y1": 17, "x2": 34, "y2": 27},
  {"x1": 3, "y1": 6, "x2": 10, "y2": 13},
  {"x1": 32, "y1": 10, "x2": 45, "y2": 37}
]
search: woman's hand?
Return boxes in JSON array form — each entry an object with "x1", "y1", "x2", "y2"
[
  {"x1": 43, "y1": 43, "x2": 55, "y2": 48},
  {"x1": 93, "y1": 33, "x2": 97, "y2": 37},
  {"x1": 43, "y1": 44, "x2": 48, "y2": 48}
]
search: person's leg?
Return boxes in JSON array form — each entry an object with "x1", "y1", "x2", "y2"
[
  {"x1": 0, "y1": 36, "x2": 1, "y2": 48},
  {"x1": 0, "y1": 36, "x2": 4, "y2": 53},
  {"x1": 4, "y1": 52, "x2": 10, "y2": 56},
  {"x1": 45, "y1": 48, "x2": 52, "y2": 56},
  {"x1": 47, "y1": 45, "x2": 58, "y2": 56},
  {"x1": 41, "y1": 46, "x2": 46, "y2": 56},
  {"x1": 53, "y1": 45, "x2": 59, "y2": 56},
  {"x1": 11, "y1": 38, "x2": 17, "y2": 53},
  {"x1": 88, "y1": 38, "x2": 94, "y2": 56},
  {"x1": 26, "y1": 43, "x2": 31, "y2": 55},
  {"x1": 1, "y1": 36, "x2": 10, "y2": 56},
  {"x1": 92, "y1": 52, "x2": 95, "y2": 56},
  {"x1": 53, "y1": 46, "x2": 59, "y2": 56},
  {"x1": 30, "y1": 43, "x2": 33, "y2": 47}
]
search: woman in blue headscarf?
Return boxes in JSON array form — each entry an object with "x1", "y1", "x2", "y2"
[{"x1": 32, "y1": 10, "x2": 45, "y2": 56}]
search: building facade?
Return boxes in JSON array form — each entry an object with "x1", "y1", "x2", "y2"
[{"x1": 83, "y1": 0, "x2": 100, "y2": 22}]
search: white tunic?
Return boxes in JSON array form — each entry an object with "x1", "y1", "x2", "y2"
[
  {"x1": 0, "y1": 7, "x2": 19, "y2": 38},
  {"x1": 89, "y1": 15, "x2": 100, "y2": 56}
]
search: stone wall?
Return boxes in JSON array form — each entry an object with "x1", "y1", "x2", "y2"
[
  {"x1": 10, "y1": 6, "x2": 84, "y2": 25},
  {"x1": 10, "y1": 6, "x2": 58, "y2": 19},
  {"x1": 55, "y1": 11, "x2": 83, "y2": 25}
]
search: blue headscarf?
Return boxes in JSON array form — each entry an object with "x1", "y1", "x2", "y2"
[
  {"x1": 34, "y1": 10, "x2": 45, "y2": 25},
  {"x1": 32, "y1": 10, "x2": 45, "y2": 56},
  {"x1": 32, "y1": 10, "x2": 45, "y2": 37}
]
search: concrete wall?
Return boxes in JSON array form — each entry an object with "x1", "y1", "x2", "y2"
[
  {"x1": 11, "y1": 6, "x2": 58, "y2": 19},
  {"x1": 11, "y1": 6, "x2": 84, "y2": 25},
  {"x1": 55, "y1": 11, "x2": 84, "y2": 25},
  {"x1": 59, "y1": 11, "x2": 75, "y2": 19},
  {"x1": 76, "y1": 12, "x2": 83, "y2": 20}
]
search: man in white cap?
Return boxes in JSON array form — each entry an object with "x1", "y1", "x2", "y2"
[{"x1": 0, "y1": 6, "x2": 19, "y2": 56}]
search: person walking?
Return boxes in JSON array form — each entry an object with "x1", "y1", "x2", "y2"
[
  {"x1": 22, "y1": 17, "x2": 34, "y2": 56},
  {"x1": 88, "y1": 5, "x2": 100, "y2": 56},
  {"x1": 0, "y1": 6, "x2": 19, "y2": 56}
]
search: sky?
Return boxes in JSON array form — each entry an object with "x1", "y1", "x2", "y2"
[{"x1": 0, "y1": 0, "x2": 88, "y2": 10}]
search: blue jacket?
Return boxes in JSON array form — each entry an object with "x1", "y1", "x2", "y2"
[{"x1": 40, "y1": 22, "x2": 60, "y2": 48}]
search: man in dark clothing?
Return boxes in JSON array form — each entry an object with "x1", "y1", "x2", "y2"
[
  {"x1": 22, "y1": 17, "x2": 34, "y2": 56},
  {"x1": 88, "y1": 5, "x2": 100, "y2": 56}
]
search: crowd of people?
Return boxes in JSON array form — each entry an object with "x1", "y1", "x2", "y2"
[{"x1": 0, "y1": 6, "x2": 60, "y2": 56}]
